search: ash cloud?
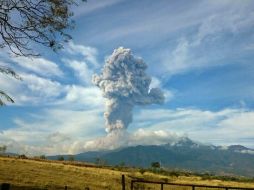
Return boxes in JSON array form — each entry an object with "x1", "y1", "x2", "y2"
[{"x1": 93, "y1": 47, "x2": 164, "y2": 133}]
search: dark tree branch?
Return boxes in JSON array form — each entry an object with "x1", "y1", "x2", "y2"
[
  {"x1": 0, "y1": 0, "x2": 85, "y2": 106},
  {"x1": 0, "y1": 0, "x2": 84, "y2": 57}
]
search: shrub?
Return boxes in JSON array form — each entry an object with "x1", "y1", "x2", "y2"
[
  {"x1": 18, "y1": 154, "x2": 28, "y2": 159},
  {"x1": 68, "y1": 155, "x2": 75, "y2": 161},
  {"x1": 151, "y1": 162, "x2": 160, "y2": 168},
  {"x1": 40, "y1": 155, "x2": 46, "y2": 159},
  {"x1": 58, "y1": 156, "x2": 64, "y2": 161},
  {"x1": 139, "y1": 168, "x2": 146, "y2": 175}
]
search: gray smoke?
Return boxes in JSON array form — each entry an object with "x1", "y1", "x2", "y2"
[{"x1": 93, "y1": 47, "x2": 164, "y2": 133}]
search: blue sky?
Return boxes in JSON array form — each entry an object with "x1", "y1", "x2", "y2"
[{"x1": 0, "y1": 0, "x2": 254, "y2": 155}]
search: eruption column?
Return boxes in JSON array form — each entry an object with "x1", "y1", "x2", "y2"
[{"x1": 93, "y1": 47, "x2": 164, "y2": 133}]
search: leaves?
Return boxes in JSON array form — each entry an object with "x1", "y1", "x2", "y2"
[
  {"x1": 0, "y1": 66, "x2": 22, "y2": 80},
  {"x1": 0, "y1": 66, "x2": 21, "y2": 106},
  {"x1": 0, "y1": 0, "x2": 84, "y2": 57},
  {"x1": 0, "y1": 90, "x2": 14, "y2": 106}
]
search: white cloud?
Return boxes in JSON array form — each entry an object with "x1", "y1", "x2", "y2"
[
  {"x1": 63, "y1": 59, "x2": 94, "y2": 85},
  {"x1": 0, "y1": 41, "x2": 103, "y2": 107},
  {"x1": 153, "y1": 1, "x2": 254, "y2": 77},
  {"x1": 58, "y1": 85, "x2": 104, "y2": 109},
  {"x1": 162, "y1": 38, "x2": 190, "y2": 76},
  {"x1": 133, "y1": 108, "x2": 254, "y2": 148},
  {"x1": 65, "y1": 41, "x2": 98, "y2": 66},
  {"x1": 2, "y1": 106, "x2": 254, "y2": 155},
  {"x1": 0, "y1": 73, "x2": 65, "y2": 105},
  {"x1": 73, "y1": 0, "x2": 125, "y2": 18},
  {"x1": 1, "y1": 108, "x2": 104, "y2": 155},
  {"x1": 13, "y1": 57, "x2": 63, "y2": 77}
]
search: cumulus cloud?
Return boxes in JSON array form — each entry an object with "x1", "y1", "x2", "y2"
[
  {"x1": 73, "y1": 129, "x2": 182, "y2": 152},
  {"x1": 133, "y1": 108, "x2": 254, "y2": 148},
  {"x1": 2, "y1": 107, "x2": 254, "y2": 155},
  {"x1": 93, "y1": 47, "x2": 164, "y2": 133},
  {"x1": 0, "y1": 73, "x2": 65, "y2": 105}
]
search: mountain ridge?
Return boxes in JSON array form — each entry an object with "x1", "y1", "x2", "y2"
[{"x1": 47, "y1": 138, "x2": 254, "y2": 177}]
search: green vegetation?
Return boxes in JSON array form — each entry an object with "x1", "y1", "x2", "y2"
[
  {"x1": 0, "y1": 156, "x2": 253, "y2": 190},
  {"x1": 57, "y1": 155, "x2": 65, "y2": 161},
  {"x1": 68, "y1": 155, "x2": 75, "y2": 161},
  {"x1": 151, "y1": 162, "x2": 161, "y2": 169}
]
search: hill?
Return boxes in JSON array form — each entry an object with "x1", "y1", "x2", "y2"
[
  {"x1": 0, "y1": 156, "x2": 254, "y2": 190},
  {"x1": 48, "y1": 138, "x2": 254, "y2": 177}
]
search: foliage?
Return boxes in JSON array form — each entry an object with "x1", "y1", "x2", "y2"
[
  {"x1": 0, "y1": 0, "x2": 85, "y2": 56},
  {"x1": 57, "y1": 155, "x2": 64, "y2": 161},
  {"x1": 68, "y1": 155, "x2": 75, "y2": 161},
  {"x1": 139, "y1": 168, "x2": 146, "y2": 175},
  {"x1": 0, "y1": 66, "x2": 21, "y2": 106},
  {"x1": 95, "y1": 157, "x2": 107, "y2": 166},
  {"x1": 39, "y1": 155, "x2": 46, "y2": 160},
  {"x1": 151, "y1": 162, "x2": 160, "y2": 169},
  {"x1": 0, "y1": 0, "x2": 84, "y2": 106},
  {"x1": 18, "y1": 154, "x2": 28, "y2": 159}
]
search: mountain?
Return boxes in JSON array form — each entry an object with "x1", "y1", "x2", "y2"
[{"x1": 48, "y1": 138, "x2": 254, "y2": 177}]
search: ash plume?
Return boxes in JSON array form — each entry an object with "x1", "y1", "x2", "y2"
[{"x1": 93, "y1": 47, "x2": 164, "y2": 133}]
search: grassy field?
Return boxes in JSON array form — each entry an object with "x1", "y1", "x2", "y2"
[{"x1": 0, "y1": 156, "x2": 254, "y2": 190}]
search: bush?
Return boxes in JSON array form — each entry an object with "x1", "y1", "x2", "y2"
[
  {"x1": 151, "y1": 162, "x2": 160, "y2": 168},
  {"x1": 18, "y1": 154, "x2": 28, "y2": 159},
  {"x1": 139, "y1": 168, "x2": 146, "y2": 175},
  {"x1": 58, "y1": 156, "x2": 64, "y2": 161},
  {"x1": 40, "y1": 155, "x2": 46, "y2": 159},
  {"x1": 68, "y1": 155, "x2": 75, "y2": 161}
]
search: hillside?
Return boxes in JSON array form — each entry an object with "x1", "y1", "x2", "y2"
[
  {"x1": 1, "y1": 156, "x2": 254, "y2": 190},
  {"x1": 48, "y1": 138, "x2": 254, "y2": 177}
]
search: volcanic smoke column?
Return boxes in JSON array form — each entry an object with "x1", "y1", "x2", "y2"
[{"x1": 93, "y1": 47, "x2": 165, "y2": 133}]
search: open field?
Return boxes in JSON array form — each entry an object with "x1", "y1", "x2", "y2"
[{"x1": 0, "y1": 156, "x2": 254, "y2": 190}]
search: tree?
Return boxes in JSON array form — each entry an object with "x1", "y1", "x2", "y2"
[
  {"x1": 68, "y1": 155, "x2": 75, "y2": 161},
  {"x1": 151, "y1": 162, "x2": 160, "y2": 169},
  {"x1": 58, "y1": 155, "x2": 64, "y2": 161},
  {"x1": 0, "y1": 0, "x2": 85, "y2": 106},
  {"x1": 0, "y1": 0, "x2": 85, "y2": 56},
  {"x1": 39, "y1": 155, "x2": 46, "y2": 159},
  {"x1": 0, "y1": 65, "x2": 21, "y2": 105}
]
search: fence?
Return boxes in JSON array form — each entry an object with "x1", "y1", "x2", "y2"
[
  {"x1": 129, "y1": 178, "x2": 254, "y2": 190},
  {"x1": 1, "y1": 175, "x2": 254, "y2": 190}
]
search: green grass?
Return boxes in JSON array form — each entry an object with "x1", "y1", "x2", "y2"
[{"x1": 0, "y1": 156, "x2": 254, "y2": 190}]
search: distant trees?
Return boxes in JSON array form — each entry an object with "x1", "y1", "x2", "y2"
[
  {"x1": 18, "y1": 154, "x2": 28, "y2": 159},
  {"x1": 39, "y1": 155, "x2": 46, "y2": 160},
  {"x1": 151, "y1": 162, "x2": 160, "y2": 169},
  {"x1": 68, "y1": 155, "x2": 75, "y2": 161},
  {"x1": 95, "y1": 157, "x2": 107, "y2": 166},
  {"x1": 58, "y1": 155, "x2": 64, "y2": 161}
]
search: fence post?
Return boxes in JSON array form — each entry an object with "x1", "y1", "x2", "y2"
[
  {"x1": 1, "y1": 183, "x2": 10, "y2": 190},
  {"x1": 161, "y1": 183, "x2": 163, "y2": 190},
  {"x1": 64, "y1": 185, "x2": 67, "y2": 190},
  {"x1": 192, "y1": 185, "x2": 195, "y2": 190},
  {"x1": 122, "y1": 175, "x2": 125, "y2": 190},
  {"x1": 131, "y1": 181, "x2": 134, "y2": 190}
]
